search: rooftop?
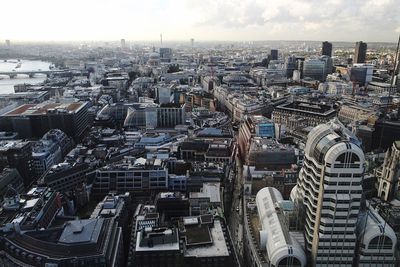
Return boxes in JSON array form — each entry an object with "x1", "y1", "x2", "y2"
[
  {"x1": 276, "y1": 101, "x2": 335, "y2": 116},
  {"x1": 3, "y1": 102, "x2": 87, "y2": 116},
  {"x1": 135, "y1": 227, "x2": 180, "y2": 252},
  {"x1": 0, "y1": 140, "x2": 30, "y2": 151},
  {"x1": 184, "y1": 224, "x2": 212, "y2": 246},
  {"x1": 255, "y1": 187, "x2": 306, "y2": 266},
  {"x1": 184, "y1": 219, "x2": 230, "y2": 258},
  {"x1": 249, "y1": 138, "x2": 294, "y2": 153},
  {"x1": 4, "y1": 218, "x2": 114, "y2": 258},
  {"x1": 58, "y1": 219, "x2": 104, "y2": 244},
  {"x1": 189, "y1": 183, "x2": 221, "y2": 203}
]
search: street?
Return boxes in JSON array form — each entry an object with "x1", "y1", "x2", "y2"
[{"x1": 228, "y1": 154, "x2": 244, "y2": 266}]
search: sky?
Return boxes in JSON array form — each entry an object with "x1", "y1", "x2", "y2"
[{"x1": 1, "y1": 0, "x2": 400, "y2": 42}]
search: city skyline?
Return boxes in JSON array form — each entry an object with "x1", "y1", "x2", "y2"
[
  {"x1": 1, "y1": 1, "x2": 400, "y2": 266},
  {"x1": 2, "y1": 0, "x2": 400, "y2": 42}
]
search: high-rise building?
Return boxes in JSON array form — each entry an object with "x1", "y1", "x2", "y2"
[
  {"x1": 190, "y1": 38, "x2": 194, "y2": 48},
  {"x1": 293, "y1": 120, "x2": 364, "y2": 266},
  {"x1": 376, "y1": 141, "x2": 400, "y2": 201},
  {"x1": 302, "y1": 58, "x2": 326, "y2": 81},
  {"x1": 157, "y1": 86, "x2": 172, "y2": 104},
  {"x1": 270, "y1": 49, "x2": 278, "y2": 60},
  {"x1": 320, "y1": 55, "x2": 333, "y2": 76},
  {"x1": 159, "y1": 47, "x2": 173, "y2": 63},
  {"x1": 5, "y1": 40, "x2": 10, "y2": 47},
  {"x1": 291, "y1": 120, "x2": 397, "y2": 266},
  {"x1": 354, "y1": 41, "x2": 367, "y2": 63},
  {"x1": 121, "y1": 38, "x2": 126, "y2": 49},
  {"x1": 351, "y1": 63, "x2": 374, "y2": 84},
  {"x1": 285, "y1": 55, "x2": 297, "y2": 78},
  {"x1": 321, "y1": 41, "x2": 332, "y2": 57}
]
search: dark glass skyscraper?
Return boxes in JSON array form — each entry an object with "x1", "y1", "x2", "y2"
[
  {"x1": 321, "y1": 41, "x2": 332, "y2": 57},
  {"x1": 270, "y1": 49, "x2": 278, "y2": 60},
  {"x1": 354, "y1": 41, "x2": 367, "y2": 63}
]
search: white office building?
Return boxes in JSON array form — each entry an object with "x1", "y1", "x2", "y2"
[{"x1": 291, "y1": 119, "x2": 397, "y2": 266}]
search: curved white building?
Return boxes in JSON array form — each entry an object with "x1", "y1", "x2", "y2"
[
  {"x1": 292, "y1": 119, "x2": 365, "y2": 266},
  {"x1": 256, "y1": 187, "x2": 306, "y2": 267},
  {"x1": 292, "y1": 119, "x2": 397, "y2": 267},
  {"x1": 356, "y1": 204, "x2": 397, "y2": 266}
]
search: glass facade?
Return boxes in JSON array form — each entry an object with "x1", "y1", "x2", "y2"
[{"x1": 256, "y1": 122, "x2": 275, "y2": 138}]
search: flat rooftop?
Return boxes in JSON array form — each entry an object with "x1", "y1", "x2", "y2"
[
  {"x1": 3, "y1": 102, "x2": 86, "y2": 116},
  {"x1": 184, "y1": 220, "x2": 230, "y2": 258},
  {"x1": 135, "y1": 227, "x2": 180, "y2": 252},
  {"x1": 250, "y1": 138, "x2": 294, "y2": 153},
  {"x1": 59, "y1": 219, "x2": 104, "y2": 244},
  {"x1": 0, "y1": 140, "x2": 30, "y2": 151},
  {"x1": 185, "y1": 225, "x2": 212, "y2": 246},
  {"x1": 189, "y1": 183, "x2": 221, "y2": 203},
  {"x1": 276, "y1": 101, "x2": 335, "y2": 115}
]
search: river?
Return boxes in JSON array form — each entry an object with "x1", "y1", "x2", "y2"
[{"x1": 0, "y1": 59, "x2": 52, "y2": 94}]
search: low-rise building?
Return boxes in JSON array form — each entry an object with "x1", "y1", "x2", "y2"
[
  {"x1": 180, "y1": 137, "x2": 234, "y2": 164},
  {"x1": 189, "y1": 183, "x2": 221, "y2": 215},
  {"x1": 0, "y1": 102, "x2": 89, "y2": 142},
  {"x1": 272, "y1": 101, "x2": 336, "y2": 132},
  {"x1": 0, "y1": 217, "x2": 124, "y2": 267},
  {"x1": 243, "y1": 187, "x2": 306, "y2": 267},
  {"x1": 93, "y1": 158, "x2": 168, "y2": 196},
  {"x1": 128, "y1": 204, "x2": 234, "y2": 267},
  {"x1": 0, "y1": 168, "x2": 24, "y2": 198},
  {"x1": 40, "y1": 162, "x2": 90, "y2": 193},
  {"x1": 0, "y1": 186, "x2": 62, "y2": 232},
  {"x1": 32, "y1": 139, "x2": 62, "y2": 178},
  {"x1": 238, "y1": 115, "x2": 275, "y2": 160},
  {"x1": 338, "y1": 102, "x2": 377, "y2": 124},
  {"x1": 246, "y1": 138, "x2": 296, "y2": 170},
  {"x1": 0, "y1": 140, "x2": 33, "y2": 186}
]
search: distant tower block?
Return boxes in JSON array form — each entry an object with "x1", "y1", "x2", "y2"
[
  {"x1": 190, "y1": 38, "x2": 194, "y2": 48},
  {"x1": 270, "y1": 49, "x2": 278, "y2": 60},
  {"x1": 322, "y1": 41, "x2": 332, "y2": 57},
  {"x1": 5, "y1": 40, "x2": 10, "y2": 47},
  {"x1": 354, "y1": 41, "x2": 367, "y2": 63},
  {"x1": 120, "y1": 39, "x2": 126, "y2": 49}
]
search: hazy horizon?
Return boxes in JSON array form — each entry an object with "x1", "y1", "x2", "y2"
[
  {"x1": 2, "y1": 0, "x2": 400, "y2": 43},
  {"x1": 2, "y1": 39, "x2": 399, "y2": 45}
]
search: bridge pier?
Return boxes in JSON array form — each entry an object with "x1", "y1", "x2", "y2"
[
  {"x1": 29, "y1": 73, "x2": 35, "y2": 78},
  {"x1": 9, "y1": 74, "x2": 17, "y2": 79}
]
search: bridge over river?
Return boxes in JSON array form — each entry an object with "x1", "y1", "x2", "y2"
[{"x1": 0, "y1": 69, "x2": 68, "y2": 78}]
